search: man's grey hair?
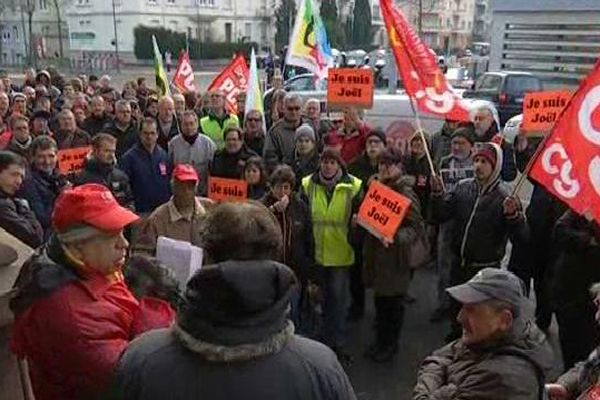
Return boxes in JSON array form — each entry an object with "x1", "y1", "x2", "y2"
[
  {"x1": 283, "y1": 93, "x2": 302, "y2": 106},
  {"x1": 305, "y1": 98, "x2": 320, "y2": 107},
  {"x1": 590, "y1": 283, "x2": 600, "y2": 298},
  {"x1": 115, "y1": 99, "x2": 131, "y2": 110}
]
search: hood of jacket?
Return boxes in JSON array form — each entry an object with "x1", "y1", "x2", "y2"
[
  {"x1": 478, "y1": 142, "x2": 503, "y2": 195},
  {"x1": 9, "y1": 235, "x2": 79, "y2": 315},
  {"x1": 466, "y1": 320, "x2": 555, "y2": 380},
  {"x1": 175, "y1": 259, "x2": 297, "y2": 359}
]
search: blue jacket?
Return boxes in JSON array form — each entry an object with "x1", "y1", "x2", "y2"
[
  {"x1": 19, "y1": 167, "x2": 68, "y2": 239},
  {"x1": 120, "y1": 144, "x2": 171, "y2": 214}
]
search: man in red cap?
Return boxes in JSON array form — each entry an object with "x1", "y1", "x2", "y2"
[
  {"x1": 9, "y1": 183, "x2": 176, "y2": 400},
  {"x1": 134, "y1": 164, "x2": 212, "y2": 255}
]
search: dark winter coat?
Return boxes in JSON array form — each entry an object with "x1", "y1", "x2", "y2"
[
  {"x1": 551, "y1": 210, "x2": 600, "y2": 314},
  {"x1": 363, "y1": 175, "x2": 426, "y2": 296},
  {"x1": 292, "y1": 150, "x2": 320, "y2": 189},
  {"x1": 431, "y1": 144, "x2": 528, "y2": 268},
  {"x1": 261, "y1": 193, "x2": 314, "y2": 283},
  {"x1": 101, "y1": 120, "x2": 139, "y2": 158},
  {"x1": 73, "y1": 157, "x2": 134, "y2": 209},
  {"x1": 348, "y1": 153, "x2": 378, "y2": 191},
  {"x1": 245, "y1": 133, "x2": 265, "y2": 156},
  {"x1": 120, "y1": 143, "x2": 171, "y2": 214},
  {"x1": 155, "y1": 117, "x2": 180, "y2": 151},
  {"x1": 83, "y1": 113, "x2": 112, "y2": 137},
  {"x1": 404, "y1": 154, "x2": 432, "y2": 218},
  {"x1": 112, "y1": 260, "x2": 356, "y2": 400},
  {"x1": 0, "y1": 190, "x2": 43, "y2": 248},
  {"x1": 18, "y1": 167, "x2": 68, "y2": 238},
  {"x1": 431, "y1": 122, "x2": 454, "y2": 167},
  {"x1": 210, "y1": 146, "x2": 258, "y2": 179},
  {"x1": 413, "y1": 322, "x2": 554, "y2": 400}
]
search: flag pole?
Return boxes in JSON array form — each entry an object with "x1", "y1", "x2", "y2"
[{"x1": 408, "y1": 96, "x2": 439, "y2": 180}]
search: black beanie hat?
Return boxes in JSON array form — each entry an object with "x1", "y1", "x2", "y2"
[
  {"x1": 366, "y1": 128, "x2": 387, "y2": 144},
  {"x1": 451, "y1": 126, "x2": 476, "y2": 145}
]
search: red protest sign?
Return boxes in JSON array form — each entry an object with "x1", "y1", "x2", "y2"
[
  {"x1": 327, "y1": 68, "x2": 374, "y2": 109},
  {"x1": 356, "y1": 180, "x2": 412, "y2": 241},
  {"x1": 173, "y1": 51, "x2": 197, "y2": 93},
  {"x1": 207, "y1": 54, "x2": 249, "y2": 114},
  {"x1": 57, "y1": 146, "x2": 91, "y2": 175},
  {"x1": 208, "y1": 176, "x2": 248, "y2": 202},
  {"x1": 522, "y1": 91, "x2": 572, "y2": 134}
]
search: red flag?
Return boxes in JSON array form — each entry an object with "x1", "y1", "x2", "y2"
[
  {"x1": 380, "y1": 0, "x2": 470, "y2": 121},
  {"x1": 207, "y1": 54, "x2": 249, "y2": 114},
  {"x1": 173, "y1": 51, "x2": 197, "y2": 93},
  {"x1": 529, "y1": 59, "x2": 600, "y2": 223}
]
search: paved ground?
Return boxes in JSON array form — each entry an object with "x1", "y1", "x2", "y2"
[{"x1": 343, "y1": 266, "x2": 563, "y2": 400}]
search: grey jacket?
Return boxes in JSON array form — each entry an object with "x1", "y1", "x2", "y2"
[
  {"x1": 263, "y1": 118, "x2": 303, "y2": 168},
  {"x1": 413, "y1": 322, "x2": 554, "y2": 400},
  {"x1": 168, "y1": 134, "x2": 216, "y2": 195}
]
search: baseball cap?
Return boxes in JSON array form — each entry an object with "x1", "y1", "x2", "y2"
[
  {"x1": 52, "y1": 184, "x2": 139, "y2": 232},
  {"x1": 446, "y1": 268, "x2": 525, "y2": 309},
  {"x1": 173, "y1": 164, "x2": 199, "y2": 183}
]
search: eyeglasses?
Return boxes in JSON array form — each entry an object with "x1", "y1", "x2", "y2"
[
  {"x1": 287, "y1": 106, "x2": 301, "y2": 111},
  {"x1": 246, "y1": 117, "x2": 261, "y2": 122}
]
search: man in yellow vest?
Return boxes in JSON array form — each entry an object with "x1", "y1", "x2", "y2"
[
  {"x1": 200, "y1": 90, "x2": 239, "y2": 150},
  {"x1": 301, "y1": 147, "x2": 362, "y2": 364}
]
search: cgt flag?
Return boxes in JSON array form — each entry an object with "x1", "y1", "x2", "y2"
[
  {"x1": 207, "y1": 54, "x2": 249, "y2": 113},
  {"x1": 152, "y1": 35, "x2": 171, "y2": 98},
  {"x1": 529, "y1": 59, "x2": 600, "y2": 224},
  {"x1": 173, "y1": 51, "x2": 197, "y2": 93},
  {"x1": 380, "y1": 0, "x2": 470, "y2": 121}
]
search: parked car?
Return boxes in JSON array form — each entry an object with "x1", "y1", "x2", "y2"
[
  {"x1": 463, "y1": 71, "x2": 542, "y2": 126},
  {"x1": 263, "y1": 73, "x2": 445, "y2": 133}
]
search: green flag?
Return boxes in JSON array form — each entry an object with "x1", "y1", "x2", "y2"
[{"x1": 152, "y1": 35, "x2": 171, "y2": 98}]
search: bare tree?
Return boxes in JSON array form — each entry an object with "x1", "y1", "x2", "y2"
[
  {"x1": 50, "y1": 0, "x2": 72, "y2": 59},
  {"x1": 21, "y1": 0, "x2": 36, "y2": 66}
]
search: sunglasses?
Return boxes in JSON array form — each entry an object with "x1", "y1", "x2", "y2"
[
  {"x1": 287, "y1": 106, "x2": 301, "y2": 111},
  {"x1": 246, "y1": 117, "x2": 261, "y2": 122}
]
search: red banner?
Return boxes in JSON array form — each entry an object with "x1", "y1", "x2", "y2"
[
  {"x1": 207, "y1": 54, "x2": 249, "y2": 113},
  {"x1": 529, "y1": 59, "x2": 600, "y2": 224},
  {"x1": 172, "y1": 51, "x2": 197, "y2": 93},
  {"x1": 380, "y1": 0, "x2": 470, "y2": 121}
]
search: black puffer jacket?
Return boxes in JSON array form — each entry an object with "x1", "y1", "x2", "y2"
[
  {"x1": 431, "y1": 143, "x2": 528, "y2": 267},
  {"x1": 73, "y1": 157, "x2": 134, "y2": 209},
  {"x1": 101, "y1": 120, "x2": 139, "y2": 158},
  {"x1": 112, "y1": 260, "x2": 356, "y2": 400},
  {"x1": 261, "y1": 193, "x2": 314, "y2": 283},
  {"x1": 0, "y1": 190, "x2": 43, "y2": 249}
]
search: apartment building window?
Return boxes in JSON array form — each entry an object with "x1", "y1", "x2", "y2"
[
  {"x1": 13, "y1": 26, "x2": 19, "y2": 40},
  {"x1": 167, "y1": 0, "x2": 175, "y2": 3},
  {"x1": 197, "y1": 0, "x2": 215, "y2": 5},
  {"x1": 244, "y1": 22, "x2": 252, "y2": 40},
  {"x1": 39, "y1": 0, "x2": 48, "y2": 9},
  {"x1": 148, "y1": 0, "x2": 157, "y2": 3}
]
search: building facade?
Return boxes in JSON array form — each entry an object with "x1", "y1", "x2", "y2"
[
  {"x1": 472, "y1": 0, "x2": 490, "y2": 42},
  {"x1": 66, "y1": 0, "x2": 275, "y2": 63},
  {"x1": 489, "y1": 0, "x2": 600, "y2": 85},
  {"x1": 0, "y1": 0, "x2": 69, "y2": 66}
]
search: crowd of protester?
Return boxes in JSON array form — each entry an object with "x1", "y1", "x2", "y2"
[{"x1": 0, "y1": 66, "x2": 599, "y2": 400}]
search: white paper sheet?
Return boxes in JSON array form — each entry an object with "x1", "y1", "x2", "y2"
[{"x1": 156, "y1": 236, "x2": 203, "y2": 289}]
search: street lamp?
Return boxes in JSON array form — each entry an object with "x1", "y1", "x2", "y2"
[{"x1": 111, "y1": 0, "x2": 120, "y2": 73}]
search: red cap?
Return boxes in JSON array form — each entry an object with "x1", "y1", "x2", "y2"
[
  {"x1": 173, "y1": 164, "x2": 199, "y2": 183},
  {"x1": 52, "y1": 184, "x2": 139, "y2": 232}
]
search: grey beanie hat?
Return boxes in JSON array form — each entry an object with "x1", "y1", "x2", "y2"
[{"x1": 294, "y1": 124, "x2": 316, "y2": 143}]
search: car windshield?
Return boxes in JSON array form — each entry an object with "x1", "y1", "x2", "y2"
[
  {"x1": 475, "y1": 75, "x2": 502, "y2": 91},
  {"x1": 505, "y1": 76, "x2": 541, "y2": 94}
]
